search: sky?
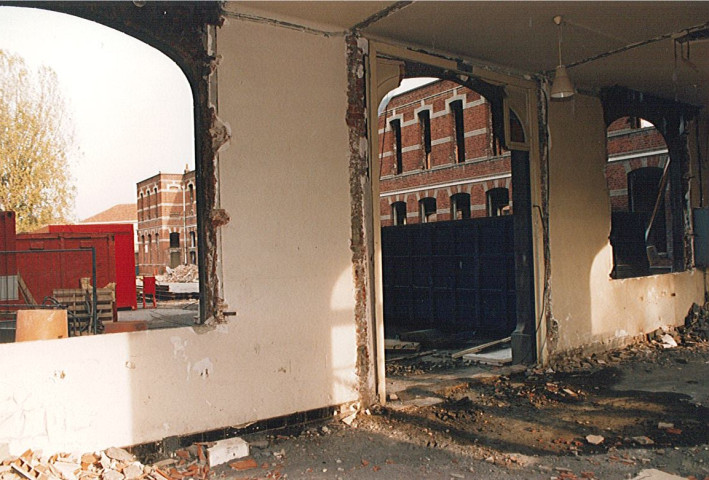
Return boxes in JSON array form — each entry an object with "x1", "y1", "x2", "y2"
[
  {"x1": 378, "y1": 77, "x2": 437, "y2": 114},
  {"x1": 0, "y1": 6, "x2": 194, "y2": 221}
]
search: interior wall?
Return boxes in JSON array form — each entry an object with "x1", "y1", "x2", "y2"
[
  {"x1": 0, "y1": 20, "x2": 358, "y2": 456},
  {"x1": 215, "y1": 19, "x2": 360, "y2": 417},
  {"x1": 547, "y1": 94, "x2": 704, "y2": 353}
]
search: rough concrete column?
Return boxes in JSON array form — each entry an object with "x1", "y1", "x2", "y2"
[{"x1": 346, "y1": 34, "x2": 377, "y2": 406}]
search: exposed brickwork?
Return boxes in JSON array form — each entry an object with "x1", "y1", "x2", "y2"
[
  {"x1": 346, "y1": 35, "x2": 376, "y2": 406},
  {"x1": 380, "y1": 81, "x2": 670, "y2": 231},
  {"x1": 605, "y1": 117, "x2": 669, "y2": 212},
  {"x1": 379, "y1": 80, "x2": 507, "y2": 226}
]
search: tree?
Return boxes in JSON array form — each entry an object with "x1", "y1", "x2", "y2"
[{"x1": 0, "y1": 49, "x2": 75, "y2": 232}]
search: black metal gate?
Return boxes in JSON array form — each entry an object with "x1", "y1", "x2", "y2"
[{"x1": 382, "y1": 216, "x2": 516, "y2": 336}]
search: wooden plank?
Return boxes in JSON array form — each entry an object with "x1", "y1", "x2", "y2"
[
  {"x1": 16, "y1": 275, "x2": 36, "y2": 305},
  {"x1": 451, "y1": 336, "x2": 511, "y2": 359}
]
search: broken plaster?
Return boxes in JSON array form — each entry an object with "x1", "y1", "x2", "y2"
[
  {"x1": 346, "y1": 34, "x2": 376, "y2": 407},
  {"x1": 209, "y1": 105, "x2": 231, "y2": 154}
]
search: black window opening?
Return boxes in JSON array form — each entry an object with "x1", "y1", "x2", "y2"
[
  {"x1": 392, "y1": 201, "x2": 407, "y2": 226},
  {"x1": 390, "y1": 119, "x2": 403, "y2": 174},
  {"x1": 628, "y1": 167, "x2": 668, "y2": 254},
  {"x1": 606, "y1": 117, "x2": 676, "y2": 279},
  {"x1": 419, "y1": 197, "x2": 436, "y2": 223},
  {"x1": 451, "y1": 100, "x2": 465, "y2": 163},
  {"x1": 450, "y1": 192, "x2": 471, "y2": 220},
  {"x1": 418, "y1": 110, "x2": 432, "y2": 169},
  {"x1": 486, "y1": 187, "x2": 509, "y2": 216},
  {"x1": 169, "y1": 232, "x2": 180, "y2": 248}
]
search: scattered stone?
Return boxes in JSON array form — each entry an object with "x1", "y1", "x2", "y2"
[
  {"x1": 101, "y1": 469, "x2": 124, "y2": 480},
  {"x1": 152, "y1": 459, "x2": 177, "y2": 469},
  {"x1": 206, "y1": 437, "x2": 249, "y2": 467},
  {"x1": 659, "y1": 334, "x2": 678, "y2": 348},
  {"x1": 388, "y1": 393, "x2": 399, "y2": 401},
  {"x1": 632, "y1": 436, "x2": 655, "y2": 446},
  {"x1": 121, "y1": 463, "x2": 142, "y2": 480},
  {"x1": 342, "y1": 413, "x2": 357, "y2": 426},
  {"x1": 228, "y1": 458, "x2": 258, "y2": 471},
  {"x1": 629, "y1": 469, "x2": 687, "y2": 480},
  {"x1": 658, "y1": 422, "x2": 674, "y2": 429},
  {"x1": 586, "y1": 435, "x2": 604, "y2": 445},
  {"x1": 104, "y1": 448, "x2": 133, "y2": 464}
]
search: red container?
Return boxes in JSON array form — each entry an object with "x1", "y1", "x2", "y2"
[
  {"x1": 0, "y1": 212, "x2": 18, "y2": 308},
  {"x1": 44, "y1": 224, "x2": 137, "y2": 310}
]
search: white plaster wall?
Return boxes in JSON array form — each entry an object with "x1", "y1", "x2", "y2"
[
  {"x1": 547, "y1": 95, "x2": 704, "y2": 352},
  {"x1": 0, "y1": 22, "x2": 358, "y2": 455},
  {"x1": 215, "y1": 19, "x2": 360, "y2": 421}
]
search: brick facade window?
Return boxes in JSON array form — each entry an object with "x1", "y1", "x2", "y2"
[
  {"x1": 451, "y1": 100, "x2": 465, "y2": 163},
  {"x1": 418, "y1": 110, "x2": 432, "y2": 169},
  {"x1": 188, "y1": 184, "x2": 195, "y2": 214},
  {"x1": 390, "y1": 119, "x2": 403, "y2": 174},
  {"x1": 486, "y1": 187, "x2": 509, "y2": 216},
  {"x1": 153, "y1": 187, "x2": 158, "y2": 218},
  {"x1": 450, "y1": 192, "x2": 471, "y2": 219},
  {"x1": 392, "y1": 201, "x2": 407, "y2": 225},
  {"x1": 169, "y1": 232, "x2": 180, "y2": 248},
  {"x1": 419, "y1": 197, "x2": 436, "y2": 223}
]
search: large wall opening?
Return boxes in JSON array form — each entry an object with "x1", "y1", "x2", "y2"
[
  {"x1": 375, "y1": 65, "x2": 536, "y2": 383},
  {"x1": 0, "y1": 5, "x2": 210, "y2": 339}
]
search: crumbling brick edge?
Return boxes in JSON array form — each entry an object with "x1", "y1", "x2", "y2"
[{"x1": 346, "y1": 34, "x2": 377, "y2": 407}]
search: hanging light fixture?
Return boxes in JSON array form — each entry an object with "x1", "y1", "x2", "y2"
[{"x1": 551, "y1": 15, "x2": 575, "y2": 99}]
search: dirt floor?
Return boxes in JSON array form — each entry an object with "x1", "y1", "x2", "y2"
[{"x1": 209, "y1": 336, "x2": 709, "y2": 480}]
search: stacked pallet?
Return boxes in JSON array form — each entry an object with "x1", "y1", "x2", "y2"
[{"x1": 52, "y1": 287, "x2": 116, "y2": 335}]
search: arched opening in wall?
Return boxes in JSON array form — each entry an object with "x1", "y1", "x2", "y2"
[
  {"x1": 605, "y1": 116, "x2": 673, "y2": 278},
  {"x1": 0, "y1": 6, "x2": 205, "y2": 339},
  {"x1": 377, "y1": 72, "x2": 528, "y2": 371}
]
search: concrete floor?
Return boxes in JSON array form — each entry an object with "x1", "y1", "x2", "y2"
[{"x1": 116, "y1": 300, "x2": 198, "y2": 330}]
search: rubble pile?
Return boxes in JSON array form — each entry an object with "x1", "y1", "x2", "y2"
[
  {"x1": 0, "y1": 446, "x2": 210, "y2": 480},
  {"x1": 156, "y1": 265, "x2": 198, "y2": 283},
  {"x1": 680, "y1": 302, "x2": 709, "y2": 342}
]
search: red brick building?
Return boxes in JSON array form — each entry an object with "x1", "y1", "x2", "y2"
[
  {"x1": 379, "y1": 79, "x2": 671, "y2": 277},
  {"x1": 136, "y1": 169, "x2": 197, "y2": 275},
  {"x1": 378, "y1": 80, "x2": 511, "y2": 226}
]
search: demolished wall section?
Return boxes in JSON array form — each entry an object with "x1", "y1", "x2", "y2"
[{"x1": 546, "y1": 94, "x2": 705, "y2": 356}]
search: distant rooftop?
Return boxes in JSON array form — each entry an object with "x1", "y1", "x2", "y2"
[{"x1": 81, "y1": 203, "x2": 137, "y2": 224}]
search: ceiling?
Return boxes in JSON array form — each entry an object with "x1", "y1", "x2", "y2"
[{"x1": 229, "y1": 1, "x2": 709, "y2": 109}]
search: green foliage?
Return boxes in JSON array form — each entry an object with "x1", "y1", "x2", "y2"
[{"x1": 0, "y1": 49, "x2": 75, "y2": 232}]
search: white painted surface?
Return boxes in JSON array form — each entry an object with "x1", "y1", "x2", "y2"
[
  {"x1": 0, "y1": 20, "x2": 358, "y2": 455},
  {"x1": 547, "y1": 95, "x2": 704, "y2": 352}
]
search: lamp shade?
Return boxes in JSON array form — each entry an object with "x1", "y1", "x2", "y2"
[{"x1": 551, "y1": 65, "x2": 575, "y2": 98}]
